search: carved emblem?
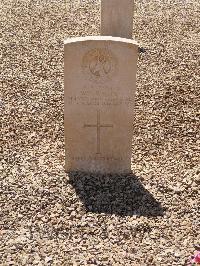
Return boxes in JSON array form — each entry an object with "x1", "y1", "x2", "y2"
[{"x1": 82, "y1": 48, "x2": 117, "y2": 82}]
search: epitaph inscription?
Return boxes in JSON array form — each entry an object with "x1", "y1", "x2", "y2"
[
  {"x1": 84, "y1": 110, "x2": 113, "y2": 154},
  {"x1": 71, "y1": 156, "x2": 123, "y2": 161}
]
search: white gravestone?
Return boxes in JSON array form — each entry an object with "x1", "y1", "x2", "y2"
[{"x1": 64, "y1": 36, "x2": 138, "y2": 173}]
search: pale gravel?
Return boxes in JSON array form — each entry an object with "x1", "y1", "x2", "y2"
[{"x1": 0, "y1": 0, "x2": 200, "y2": 265}]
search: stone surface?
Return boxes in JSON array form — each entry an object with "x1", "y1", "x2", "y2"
[
  {"x1": 64, "y1": 36, "x2": 138, "y2": 173},
  {"x1": 101, "y1": 0, "x2": 134, "y2": 38}
]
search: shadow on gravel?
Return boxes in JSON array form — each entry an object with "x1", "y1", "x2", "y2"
[{"x1": 68, "y1": 172, "x2": 165, "y2": 217}]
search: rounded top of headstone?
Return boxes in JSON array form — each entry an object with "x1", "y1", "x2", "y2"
[{"x1": 64, "y1": 36, "x2": 139, "y2": 47}]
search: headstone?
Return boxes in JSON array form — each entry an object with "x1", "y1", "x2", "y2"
[
  {"x1": 101, "y1": 0, "x2": 134, "y2": 38},
  {"x1": 64, "y1": 36, "x2": 138, "y2": 173},
  {"x1": 64, "y1": 0, "x2": 138, "y2": 173}
]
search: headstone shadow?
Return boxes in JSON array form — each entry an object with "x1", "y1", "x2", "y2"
[{"x1": 68, "y1": 171, "x2": 165, "y2": 217}]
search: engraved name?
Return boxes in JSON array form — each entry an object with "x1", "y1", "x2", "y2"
[{"x1": 66, "y1": 95, "x2": 132, "y2": 106}]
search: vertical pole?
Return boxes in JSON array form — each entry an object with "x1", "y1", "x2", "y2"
[{"x1": 101, "y1": 0, "x2": 134, "y2": 39}]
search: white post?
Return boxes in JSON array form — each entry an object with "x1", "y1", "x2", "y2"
[{"x1": 101, "y1": 0, "x2": 134, "y2": 39}]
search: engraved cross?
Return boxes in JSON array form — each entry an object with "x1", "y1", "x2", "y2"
[{"x1": 84, "y1": 110, "x2": 113, "y2": 154}]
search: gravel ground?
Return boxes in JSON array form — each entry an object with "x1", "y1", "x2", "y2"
[{"x1": 1, "y1": 0, "x2": 200, "y2": 265}]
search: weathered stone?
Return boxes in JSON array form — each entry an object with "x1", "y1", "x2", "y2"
[
  {"x1": 64, "y1": 36, "x2": 138, "y2": 173},
  {"x1": 101, "y1": 0, "x2": 134, "y2": 38}
]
